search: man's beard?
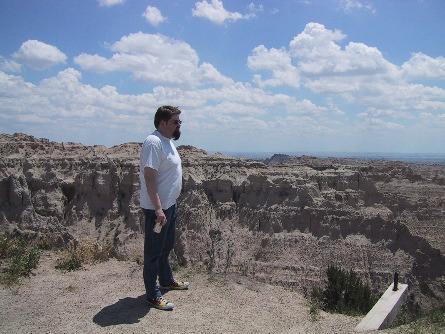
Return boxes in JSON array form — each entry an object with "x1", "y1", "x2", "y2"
[{"x1": 173, "y1": 129, "x2": 181, "y2": 141}]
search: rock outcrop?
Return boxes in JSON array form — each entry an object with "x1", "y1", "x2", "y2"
[{"x1": 1, "y1": 133, "x2": 444, "y2": 312}]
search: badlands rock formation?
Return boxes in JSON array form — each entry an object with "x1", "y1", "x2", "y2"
[{"x1": 1, "y1": 133, "x2": 444, "y2": 312}]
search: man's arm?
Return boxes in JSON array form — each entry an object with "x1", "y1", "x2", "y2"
[{"x1": 144, "y1": 166, "x2": 166, "y2": 225}]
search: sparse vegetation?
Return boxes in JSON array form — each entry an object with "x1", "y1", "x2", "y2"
[
  {"x1": 394, "y1": 301, "x2": 445, "y2": 334},
  {"x1": 55, "y1": 237, "x2": 114, "y2": 271},
  {"x1": 0, "y1": 233, "x2": 117, "y2": 282},
  {"x1": 65, "y1": 285, "x2": 77, "y2": 292},
  {"x1": 0, "y1": 235, "x2": 42, "y2": 285},
  {"x1": 309, "y1": 303, "x2": 321, "y2": 322},
  {"x1": 311, "y1": 265, "x2": 375, "y2": 316},
  {"x1": 55, "y1": 249, "x2": 82, "y2": 271}
]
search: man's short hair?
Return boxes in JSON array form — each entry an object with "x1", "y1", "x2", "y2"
[{"x1": 154, "y1": 105, "x2": 182, "y2": 129}]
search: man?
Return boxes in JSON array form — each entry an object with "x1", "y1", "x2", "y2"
[{"x1": 140, "y1": 105, "x2": 189, "y2": 310}]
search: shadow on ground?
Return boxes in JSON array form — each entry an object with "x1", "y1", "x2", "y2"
[{"x1": 93, "y1": 295, "x2": 151, "y2": 327}]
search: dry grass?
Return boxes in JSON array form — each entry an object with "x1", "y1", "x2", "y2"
[{"x1": 55, "y1": 236, "x2": 114, "y2": 271}]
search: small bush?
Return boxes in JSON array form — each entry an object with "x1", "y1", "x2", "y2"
[
  {"x1": 311, "y1": 265, "x2": 374, "y2": 316},
  {"x1": 309, "y1": 303, "x2": 321, "y2": 322},
  {"x1": 55, "y1": 237, "x2": 113, "y2": 271},
  {"x1": 55, "y1": 251, "x2": 82, "y2": 271},
  {"x1": 0, "y1": 236, "x2": 42, "y2": 285},
  {"x1": 0, "y1": 235, "x2": 14, "y2": 258}
]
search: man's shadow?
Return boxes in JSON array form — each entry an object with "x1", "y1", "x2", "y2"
[{"x1": 93, "y1": 294, "x2": 153, "y2": 327}]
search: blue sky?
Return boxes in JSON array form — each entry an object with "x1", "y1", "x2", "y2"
[{"x1": 1, "y1": 0, "x2": 444, "y2": 154}]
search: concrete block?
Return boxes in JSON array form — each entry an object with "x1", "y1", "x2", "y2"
[{"x1": 355, "y1": 283, "x2": 408, "y2": 332}]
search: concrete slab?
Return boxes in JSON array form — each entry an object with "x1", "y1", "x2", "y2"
[{"x1": 355, "y1": 283, "x2": 408, "y2": 332}]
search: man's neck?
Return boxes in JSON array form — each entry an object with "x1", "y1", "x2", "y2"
[{"x1": 156, "y1": 128, "x2": 171, "y2": 139}]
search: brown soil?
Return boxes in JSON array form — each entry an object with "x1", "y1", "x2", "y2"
[{"x1": 0, "y1": 252, "x2": 409, "y2": 334}]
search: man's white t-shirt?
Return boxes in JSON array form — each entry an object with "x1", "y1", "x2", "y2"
[{"x1": 139, "y1": 130, "x2": 182, "y2": 210}]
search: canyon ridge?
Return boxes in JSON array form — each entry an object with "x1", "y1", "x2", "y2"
[{"x1": 1, "y1": 133, "x2": 444, "y2": 314}]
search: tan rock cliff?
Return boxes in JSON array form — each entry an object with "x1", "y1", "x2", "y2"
[{"x1": 1, "y1": 133, "x2": 444, "y2": 313}]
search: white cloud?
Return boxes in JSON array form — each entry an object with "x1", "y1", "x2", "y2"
[
  {"x1": 192, "y1": 0, "x2": 255, "y2": 25},
  {"x1": 326, "y1": 97, "x2": 345, "y2": 115},
  {"x1": 248, "y1": 22, "x2": 445, "y2": 120},
  {"x1": 0, "y1": 56, "x2": 22, "y2": 73},
  {"x1": 0, "y1": 71, "x2": 35, "y2": 98},
  {"x1": 97, "y1": 0, "x2": 125, "y2": 7},
  {"x1": 286, "y1": 99, "x2": 328, "y2": 116},
  {"x1": 110, "y1": 33, "x2": 197, "y2": 61},
  {"x1": 0, "y1": 69, "x2": 158, "y2": 136},
  {"x1": 74, "y1": 32, "x2": 233, "y2": 87},
  {"x1": 248, "y1": 45, "x2": 300, "y2": 88},
  {"x1": 337, "y1": 0, "x2": 375, "y2": 13},
  {"x1": 402, "y1": 52, "x2": 445, "y2": 80},
  {"x1": 197, "y1": 82, "x2": 295, "y2": 107},
  {"x1": 1, "y1": 68, "x2": 311, "y2": 149},
  {"x1": 1, "y1": 20, "x2": 443, "y2": 153},
  {"x1": 197, "y1": 102, "x2": 266, "y2": 117},
  {"x1": 247, "y1": 3, "x2": 264, "y2": 13},
  {"x1": 418, "y1": 112, "x2": 445, "y2": 129},
  {"x1": 142, "y1": 6, "x2": 166, "y2": 27},
  {"x1": 12, "y1": 40, "x2": 67, "y2": 70},
  {"x1": 360, "y1": 117, "x2": 404, "y2": 130},
  {"x1": 289, "y1": 22, "x2": 346, "y2": 59},
  {"x1": 358, "y1": 107, "x2": 414, "y2": 120}
]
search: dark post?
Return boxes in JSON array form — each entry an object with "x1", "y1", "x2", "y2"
[{"x1": 393, "y1": 272, "x2": 399, "y2": 291}]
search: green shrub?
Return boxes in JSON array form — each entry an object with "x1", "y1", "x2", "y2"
[
  {"x1": 0, "y1": 236, "x2": 42, "y2": 285},
  {"x1": 0, "y1": 235, "x2": 14, "y2": 259},
  {"x1": 55, "y1": 251, "x2": 82, "y2": 271},
  {"x1": 312, "y1": 265, "x2": 374, "y2": 316}
]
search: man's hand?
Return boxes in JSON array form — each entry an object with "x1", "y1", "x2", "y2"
[{"x1": 155, "y1": 209, "x2": 167, "y2": 226}]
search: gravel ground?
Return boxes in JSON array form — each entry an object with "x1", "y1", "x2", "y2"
[{"x1": 0, "y1": 252, "x2": 410, "y2": 334}]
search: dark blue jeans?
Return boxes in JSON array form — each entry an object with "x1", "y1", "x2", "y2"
[{"x1": 142, "y1": 204, "x2": 177, "y2": 299}]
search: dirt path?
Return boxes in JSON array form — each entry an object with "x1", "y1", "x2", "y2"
[{"x1": 1, "y1": 252, "x2": 407, "y2": 334}]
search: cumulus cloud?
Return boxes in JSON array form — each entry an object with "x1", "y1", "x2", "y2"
[
  {"x1": 110, "y1": 33, "x2": 197, "y2": 60},
  {"x1": 0, "y1": 56, "x2": 22, "y2": 73},
  {"x1": 289, "y1": 22, "x2": 346, "y2": 59},
  {"x1": 1, "y1": 67, "x2": 319, "y2": 150},
  {"x1": 248, "y1": 22, "x2": 445, "y2": 117},
  {"x1": 142, "y1": 6, "x2": 166, "y2": 27},
  {"x1": 0, "y1": 71, "x2": 35, "y2": 98},
  {"x1": 12, "y1": 40, "x2": 67, "y2": 70},
  {"x1": 97, "y1": 0, "x2": 125, "y2": 7},
  {"x1": 284, "y1": 99, "x2": 328, "y2": 116},
  {"x1": 0, "y1": 69, "x2": 157, "y2": 135},
  {"x1": 402, "y1": 53, "x2": 445, "y2": 80},
  {"x1": 192, "y1": 0, "x2": 255, "y2": 24},
  {"x1": 289, "y1": 22, "x2": 397, "y2": 81},
  {"x1": 248, "y1": 45, "x2": 301, "y2": 88},
  {"x1": 74, "y1": 32, "x2": 233, "y2": 87},
  {"x1": 2, "y1": 19, "x2": 443, "y2": 152}
]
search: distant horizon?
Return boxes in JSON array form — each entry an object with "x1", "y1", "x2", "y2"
[
  {"x1": 213, "y1": 150, "x2": 445, "y2": 165},
  {"x1": 3, "y1": 131, "x2": 445, "y2": 164}
]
